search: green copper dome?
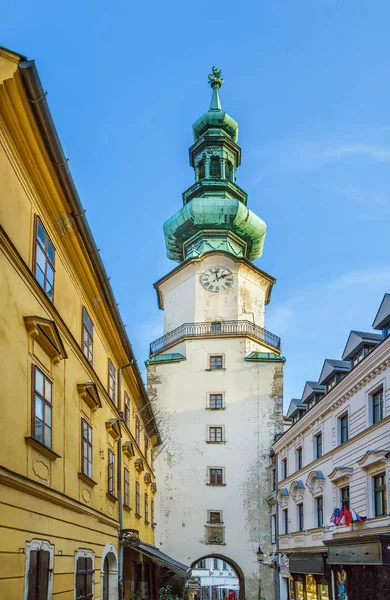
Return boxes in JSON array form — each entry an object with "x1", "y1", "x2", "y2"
[{"x1": 163, "y1": 67, "x2": 267, "y2": 264}]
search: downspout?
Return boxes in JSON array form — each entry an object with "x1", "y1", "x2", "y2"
[{"x1": 274, "y1": 455, "x2": 280, "y2": 600}]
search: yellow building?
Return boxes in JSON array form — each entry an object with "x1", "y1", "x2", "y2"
[{"x1": 0, "y1": 47, "x2": 187, "y2": 600}]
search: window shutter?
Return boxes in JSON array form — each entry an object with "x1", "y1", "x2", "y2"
[
  {"x1": 27, "y1": 550, "x2": 39, "y2": 600},
  {"x1": 37, "y1": 551, "x2": 50, "y2": 600},
  {"x1": 86, "y1": 557, "x2": 93, "y2": 599},
  {"x1": 76, "y1": 557, "x2": 86, "y2": 600}
]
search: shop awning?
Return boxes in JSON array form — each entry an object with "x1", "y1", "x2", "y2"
[{"x1": 137, "y1": 542, "x2": 191, "y2": 575}]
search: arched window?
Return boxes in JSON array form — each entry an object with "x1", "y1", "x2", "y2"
[
  {"x1": 198, "y1": 160, "x2": 205, "y2": 180},
  {"x1": 210, "y1": 156, "x2": 221, "y2": 178},
  {"x1": 226, "y1": 160, "x2": 234, "y2": 181}
]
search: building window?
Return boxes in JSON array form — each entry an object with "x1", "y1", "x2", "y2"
[
  {"x1": 124, "y1": 468, "x2": 130, "y2": 507},
  {"x1": 209, "y1": 355, "x2": 223, "y2": 370},
  {"x1": 226, "y1": 160, "x2": 233, "y2": 181},
  {"x1": 314, "y1": 432, "x2": 322, "y2": 460},
  {"x1": 281, "y1": 458, "x2": 288, "y2": 479},
  {"x1": 271, "y1": 466, "x2": 276, "y2": 491},
  {"x1": 82, "y1": 308, "x2": 93, "y2": 365},
  {"x1": 341, "y1": 486, "x2": 350, "y2": 510},
  {"x1": 211, "y1": 322, "x2": 222, "y2": 332},
  {"x1": 76, "y1": 555, "x2": 94, "y2": 600},
  {"x1": 108, "y1": 450, "x2": 115, "y2": 496},
  {"x1": 197, "y1": 559, "x2": 206, "y2": 569},
  {"x1": 209, "y1": 393, "x2": 224, "y2": 409},
  {"x1": 136, "y1": 481, "x2": 141, "y2": 515},
  {"x1": 316, "y1": 496, "x2": 324, "y2": 527},
  {"x1": 145, "y1": 493, "x2": 149, "y2": 522},
  {"x1": 81, "y1": 419, "x2": 92, "y2": 479},
  {"x1": 198, "y1": 159, "x2": 205, "y2": 180},
  {"x1": 213, "y1": 558, "x2": 218, "y2": 570},
  {"x1": 209, "y1": 468, "x2": 224, "y2": 485},
  {"x1": 339, "y1": 413, "x2": 349, "y2": 444},
  {"x1": 208, "y1": 426, "x2": 223, "y2": 442},
  {"x1": 208, "y1": 510, "x2": 222, "y2": 523},
  {"x1": 124, "y1": 393, "x2": 131, "y2": 429},
  {"x1": 135, "y1": 415, "x2": 141, "y2": 445},
  {"x1": 32, "y1": 366, "x2": 52, "y2": 448},
  {"x1": 372, "y1": 388, "x2": 384, "y2": 424},
  {"x1": 34, "y1": 217, "x2": 55, "y2": 301},
  {"x1": 283, "y1": 508, "x2": 288, "y2": 534},
  {"x1": 108, "y1": 359, "x2": 116, "y2": 404},
  {"x1": 26, "y1": 547, "x2": 51, "y2": 600},
  {"x1": 296, "y1": 447, "x2": 303, "y2": 470},
  {"x1": 373, "y1": 472, "x2": 387, "y2": 517},
  {"x1": 271, "y1": 514, "x2": 276, "y2": 543},
  {"x1": 222, "y1": 560, "x2": 228, "y2": 570},
  {"x1": 151, "y1": 499, "x2": 155, "y2": 524},
  {"x1": 210, "y1": 156, "x2": 221, "y2": 178},
  {"x1": 144, "y1": 435, "x2": 149, "y2": 460},
  {"x1": 297, "y1": 503, "x2": 304, "y2": 531}
]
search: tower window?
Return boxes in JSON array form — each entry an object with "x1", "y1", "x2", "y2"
[
  {"x1": 209, "y1": 355, "x2": 224, "y2": 370},
  {"x1": 208, "y1": 393, "x2": 224, "y2": 409},
  {"x1": 226, "y1": 160, "x2": 234, "y2": 181},
  {"x1": 198, "y1": 159, "x2": 205, "y2": 180},
  {"x1": 210, "y1": 156, "x2": 221, "y2": 178}
]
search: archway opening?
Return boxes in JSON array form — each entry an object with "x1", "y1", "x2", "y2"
[
  {"x1": 101, "y1": 545, "x2": 118, "y2": 600},
  {"x1": 189, "y1": 554, "x2": 244, "y2": 600}
]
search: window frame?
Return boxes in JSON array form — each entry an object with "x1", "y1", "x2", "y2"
[
  {"x1": 145, "y1": 492, "x2": 149, "y2": 523},
  {"x1": 207, "y1": 425, "x2": 224, "y2": 443},
  {"x1": 208, "y1": 467, "x2": 225, "y2": 486},
  {"x1": 314, "y1": 432, "x2": 323, "y2": 460},
  {"x1": 373, "y1": 472, "x2": 387, "y2": 517},
  {"x1": 297, "y1": 503, "x2": 304, "y2": 532},
  {"x1": 32, "y1": 365, "x2": 53, "y2": 449},
  {"x1": 338, "y1": 412, "x2": 349, "y2": 445},
  {"x1": 283, "y1": 508, "x2": 289, "y2": 534},
  {"x1": 208, "y1": 510, "x2": 223, "y2": 524},
  {"x1": 281, "y1": 457, "x2": 288, "y2": 480},
  {"x1": 75, "y1": 549, "x2": 94, "y2": 600},
  {"x1": 296, "y1": 447, "x2": 303, "y2": 471},
  {"x1": 33, "y1": 216, "x2": 56, "y2": 302},
  {"x1": 81, "y1": 418, "x2": 93, "y2": 479},
  {"x1": 23, "y1": 539, "x2": 54, "y2": 600},
  {"x1": 208, "y1": 392, "x2": 224, "y2": 410},
  {"x1": 108, "y1": 359, "x2": 116, "y2": 404},
  {"x1": 136, "y1": 481, "x2": 141, "y2": 516},
  {"x1": 124, "y1": 467, "x2": 130, "y2": 507},
  {"x1": 135, "y1": 415, "x2": 141, "y2": 445},
  {"x1": 108, "y1": 449, "x2": 115, "y2": 496},
  {"x1": 315, "y1": 495, "x2": 324, "y2": 527},
  {"x1": 81, "y1": 307, "x2": 93, "y2": 365},
  {"x1": 213, "y1": 558, "x2": 219, "y2": 570},
  {"x1": 124, "y1": 393, "x2": 131, "y2": 430},
  {"x1": 372, "y1": 388, "x2": 384, "y2": 424},
  {"x1": 208, "y1": 355, "x2": 224, "y2": 370},
  {"x1": 340, "y1": 486, "x2": 350, "y2": 511}
]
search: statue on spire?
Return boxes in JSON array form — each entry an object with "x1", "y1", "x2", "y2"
[{"x1": 208, "y1": 66, "x2": 224, "y2": 88}]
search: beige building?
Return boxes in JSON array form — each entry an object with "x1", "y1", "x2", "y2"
[
  {"x1": 269, "y1": 294, "x2": 390, "y2": 600},
  {"x1": 0, "y1": 47, "x2": 187, "y2": 600}
]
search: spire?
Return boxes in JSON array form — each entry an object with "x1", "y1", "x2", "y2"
[{"x1": 208, "y1": 66, "x2": 223, "y2": 111}]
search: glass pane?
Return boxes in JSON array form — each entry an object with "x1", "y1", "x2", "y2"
[
  {"x1": 35, "y1": 368, "x2": 44, "y2": 394},
  {"x1": 47, "y1": 241, "x2": 55, "y2": 264},
  {"x1": 88, "y1": 461, "x2": 92, "y2": 478},
  {"x1": 35, "y1": 417, "x2": 43, "y2": 442},
  {"x1": 36, "y1": 266, "x2": 45, "y2": 288},
  {"x1": 44, "y1": 378, "x2": 52, "y2": 403},
  {"x1": 47, "y1": 285, "x2": 54, "y2": 302},
  {"x1": 37, "y1": 221, "x2": 46, "y2": 245},
  {"x1": 46, "y1": 264, "x2": 54, "y2": 285},
  {"x1": 45, "y1": 405, "x2": 52, "y2": 426},
  {"x1": 35, "y1": 396, "x2": 43, "y2": 420},
  {"x1": 83, "y1": 457, "x2": 88, "y2": 475},
  {"x1": 45, "y1": 425, "x2": 52, "y2": 447},
  {"x1": 36, "y1": 245, "x2": 46, "y2": 270}
]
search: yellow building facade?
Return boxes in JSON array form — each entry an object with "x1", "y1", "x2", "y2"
[{"x1": 0, "y1": 47, "x2": 186, "y2": 600}]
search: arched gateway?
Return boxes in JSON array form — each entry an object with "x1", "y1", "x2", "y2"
[{"x1": 190, "y1": 554, "x2": 245, "y2": 600}]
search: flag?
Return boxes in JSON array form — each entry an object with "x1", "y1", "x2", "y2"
[{"x1": 350, "y1": 508, "x2": 366, "y2": 522}]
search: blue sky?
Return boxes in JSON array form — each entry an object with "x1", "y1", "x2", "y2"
[{"x1": 3, "y1": 0, "x2": 390, "y2": 408}]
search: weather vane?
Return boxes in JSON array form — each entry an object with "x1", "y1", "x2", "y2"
[{"x1": 208, "y1": 66, "x2": 224, "y2": 88}]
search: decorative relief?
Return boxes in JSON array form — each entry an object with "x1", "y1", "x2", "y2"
[
  {"x1": 107, "y1": 504, "x2": 114, "y2": 516},
  {"x1": 290, "y1": 480, "x2": 305, "y2": 503},
  {"x1": 32, "y1": 457, "x2": 50, "y2": 482},
  {"x1": 306, "y1": 471, "x2": 325, "y2": 496},
  {"x1": 82, "y1": 488, "x2": 91, "y2": 503},
  {"x1": 277, "y1": 488, "x2": 289, "y2": 509}
]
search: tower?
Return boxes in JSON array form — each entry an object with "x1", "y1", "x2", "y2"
[{"x1": 147, "y1": 68, "x2": 284, "y2": 600}]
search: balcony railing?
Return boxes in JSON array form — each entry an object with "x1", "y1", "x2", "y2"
[{"x1": 149, "y1": 319, "x2": 281, "y2": 355}]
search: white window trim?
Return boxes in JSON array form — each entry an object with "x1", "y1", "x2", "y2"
[
  {"x1": 206, "y1": 391, "x2": 225, "y2": 410},
  {"x1": 24, "y1": 539, "x2": 54, "y2": 600},
  {"x1": 206, "y1": 424, "x2": 226, "y2": 443},
  {"x1": 334, "y1": 406, "x2": 350, "y2": 446},
  {"x1": 74, "y1": 548, "x2": 95, "y2": 600},
  {"x1": 312, "y1": 428, "x2": 324, "y2": 461},
  {"x1": 365, "y1": 376, "x2": 386, "y2": 427},
  {"x1": 295, "y1": 446, "x2": 303, "y2": 471},
  {"x1": 366, "y1": 466, "x2": 389, "y2": 519}
]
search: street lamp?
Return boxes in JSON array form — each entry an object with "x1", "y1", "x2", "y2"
[{"x1": 256, "y1": 547, "x2": 265, "y2": 563}]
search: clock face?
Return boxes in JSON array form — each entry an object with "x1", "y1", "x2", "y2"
[{"x1": 201, "y1": 267, "x2": 234, "y2": 292}]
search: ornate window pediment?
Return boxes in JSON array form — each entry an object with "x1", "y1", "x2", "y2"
[
  {"x1": 277, "y1": 488, "x2": 289, "y2": 509},
  {"x1": 328, "y1": 466, "x2": 353, "y2": 484},
  {"x1": 24, "y1": 316, "x2": 67, "y2": 364},
  {"x1": 77, "y1": 382, "x2": 101, "y2": 411},
  {"x1": 289, "y1": 480, "x2": 305, "y2": 503},
  {"x1": 105, "y1": 418, "x2": 120, "y2": 441},
  {"x1": 150, "y1": 482, "x2": 157, "y2": 494},
  {"x1": 357, "y1": 450, "x2": 389, "y2": 472},
  {"x1": 144, "y1": 472, "x2": 152, "y2": 486},
  {"x1": 134, "y1": 458, "x2": 144, "y2": 473},
  {"x1": 306, "y1": 470, "x2": 325, "y2": 496},
  {"x1": 122, "y1": 441, "x2": 135, "y2": 459}
]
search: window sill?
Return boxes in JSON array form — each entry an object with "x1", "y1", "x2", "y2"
[
  {"x1": 205, "y1": 368, "x2": 226, "y2": 372},
  {"x1": 106, "y1": 493, "x2": 118, "y2": 502},
  {"x1": 135, "y1": 513, "x2": 142, "y2": 519},
  {"x1": 206, "y1": 483, "x2": 226, "y2": 487},
  {"x1": 206, "y1": 441, "x2": 226, "y2": 444},
  {"x1": 206, "y1": 407, "x2": 226, "y2": 411},
  {"x1": 25, "y1": 437, "x2": 61, "y2": 461},
  {"x1": 78, "y1": 472, "x2": 97, "y2": 487},
  {"x1": 144, "y1": 520, "x2": 150, "y2": 525},
  {"x1": 123, "y1": 504, "x2": 132, "y2": 512}
]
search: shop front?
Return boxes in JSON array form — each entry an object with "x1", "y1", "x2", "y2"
[
  {"x1": 287, "y1": 553, "x2": 331, "y2": 600},
  {"x1": 325, "y1": 534, "x2": 390, "y2": 600}
]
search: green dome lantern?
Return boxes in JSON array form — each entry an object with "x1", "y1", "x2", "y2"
[{"x1": 163, "y1": 67, "x2": 267, "y2": 263}]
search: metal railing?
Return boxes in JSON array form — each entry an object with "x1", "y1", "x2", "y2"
[{"x1": 149, "y1": 319, "x2": 281, "y2": 355}]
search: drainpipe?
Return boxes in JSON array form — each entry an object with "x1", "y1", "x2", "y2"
[
  {"x1": 117, "y1": 363, "x2": 133, "y2": 599},
  {"x1": 274, "y1": 455, "x2": 280, "y2": 600}
]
